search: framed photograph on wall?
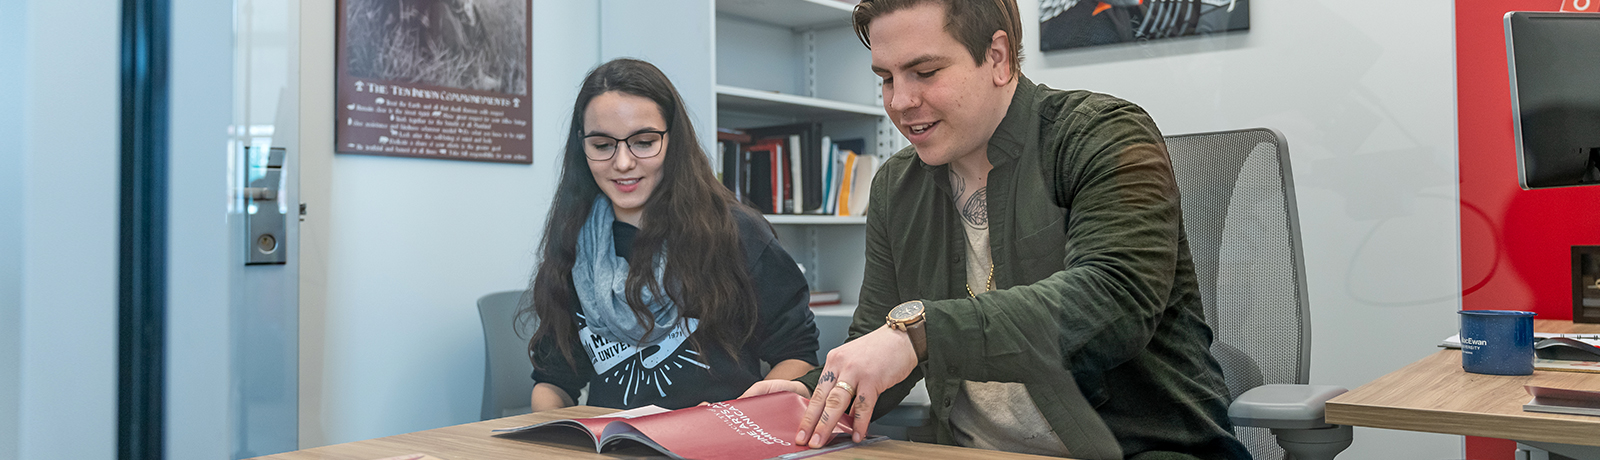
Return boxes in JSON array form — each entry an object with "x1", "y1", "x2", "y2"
[
  {"x1": 335, "y1": 0, "x2": 533, "y2": 164},
  {"x1": 1039, "y1": 0, "x2": 1249, "y2": 52}
]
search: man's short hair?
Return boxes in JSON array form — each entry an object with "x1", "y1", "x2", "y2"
[{"x1": 852, "y1": 0, "x2": 1024, "y2": 79}]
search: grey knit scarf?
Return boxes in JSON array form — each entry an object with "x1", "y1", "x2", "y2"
[{"x1": 571, "y1": 196, "x2": 679, "y2": 347}]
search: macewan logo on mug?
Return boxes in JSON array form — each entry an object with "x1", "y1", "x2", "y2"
[{"x1": 1458, "y1": 310, "x2": 1536, "y2": 375}]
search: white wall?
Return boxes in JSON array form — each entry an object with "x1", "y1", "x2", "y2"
[
  {"x1": 0, "y1": 0, "x2": 26, "y2": 457},
  {"x1": 600, "y1": 0, "x2": 717, "y2": 158},
  {"x1": 1019, "y1": 0, "x2": 1462, "y2": 458},
  {"x1": 297, "y1": 1, "x2": 601, "y2": 446},
  {"x1": 10, "y1": 0, "x2": 122, "y2": 458},
  {"x1": 283, "y1": 0, "x2": 1465, "y2": 455}
]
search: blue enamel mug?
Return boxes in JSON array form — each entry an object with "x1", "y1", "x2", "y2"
[{"x1": 1458, "y1": 310, "x2": 1536, "y2": 375}]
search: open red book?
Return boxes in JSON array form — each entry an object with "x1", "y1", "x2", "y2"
[{"x1": 491, "y1": 392, "x2": 880, "y2": 460}]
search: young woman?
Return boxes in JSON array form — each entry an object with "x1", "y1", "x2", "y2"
[{"x1": 519, "y1": 58, "x2": 819, "y2": 411}]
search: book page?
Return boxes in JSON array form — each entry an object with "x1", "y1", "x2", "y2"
[
  {"x1": 605, "y1": 393, "x2": 856, "y2": 460},
  {"x1": 596, "y1": 423, "x2": 682, "y2": 459},
  {"x1": 491, "y1": 416, "x2": 626, "y2": 446},
  {"x1": 600, "y1": 404, "x2": 670, "y2": 419}
]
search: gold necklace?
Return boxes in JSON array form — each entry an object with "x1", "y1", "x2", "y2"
[{"x1": 966, "y1": 262, "x2": 994, "y2": 298}]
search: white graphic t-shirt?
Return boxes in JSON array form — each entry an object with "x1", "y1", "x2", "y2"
[{"x1": 530, "y1": 215, "x2": 821, "y2": 410}]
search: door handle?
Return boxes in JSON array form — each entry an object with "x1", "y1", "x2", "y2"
[{"x1": 245, "y1": 146, "x2": 288, "y2": 265}]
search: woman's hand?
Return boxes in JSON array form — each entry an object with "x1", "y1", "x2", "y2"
[
  {"x1": 763, "y1": 359, "x2": 816, "y2": 381},
  {"x1": 796, "y1": 324, "x2": 918, "y2": 446},
  {"x1": 740, "y1": 379, "x2": 811, "y2": 399}
]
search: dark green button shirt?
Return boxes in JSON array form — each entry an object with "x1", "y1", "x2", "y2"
[{"x1": 801, "y1": 76, "x2": 1248, "y2": 459}]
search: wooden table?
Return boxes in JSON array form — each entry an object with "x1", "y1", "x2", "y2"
[
  {"x1": 1325, "y1": 320, "x2": 1600, "y2": 449},
  {"x1": 249, "y1": 406, "x2": 1056, "y2": 460}
]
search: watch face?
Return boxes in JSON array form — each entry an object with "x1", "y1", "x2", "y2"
[{"x1": 889, "y1": 301, "x2": 923, "y2": 321}]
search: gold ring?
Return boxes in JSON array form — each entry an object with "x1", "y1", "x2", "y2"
[{"x1": 834, "y1": 381, "x2": 855, "y2": 395}]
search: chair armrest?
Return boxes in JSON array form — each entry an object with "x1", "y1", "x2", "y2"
[{"x1": 1229, "y1": 384, "x2": 1348, "y2": 430}]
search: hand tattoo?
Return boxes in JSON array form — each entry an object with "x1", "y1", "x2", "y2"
[
  {"x1": 855, "y1": 395, "x2": 868, "y2": 418},
  {"x1": 821, "y1": 371, "x2": 835, "y2": 383}
]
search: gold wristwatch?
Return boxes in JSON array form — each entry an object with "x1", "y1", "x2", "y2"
[{"x1": 886, "y1": 300, "x2": 928, "y2": 361}]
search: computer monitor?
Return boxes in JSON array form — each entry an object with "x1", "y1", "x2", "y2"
[{"x1": 1505, "y1": 11, "x2": 1600, "y2": 190}]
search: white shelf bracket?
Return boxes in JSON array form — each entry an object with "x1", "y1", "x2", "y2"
[
  {"x1": 803, "y1": 29, "x2": 818, "y2": 98},
  {"x1": 802, "y1": 226, "x2": 819, "y2": 289}
]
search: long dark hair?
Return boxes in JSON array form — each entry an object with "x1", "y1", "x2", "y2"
[{"x1": 518, "y1": 58, "x2": 760, "y2": 373}]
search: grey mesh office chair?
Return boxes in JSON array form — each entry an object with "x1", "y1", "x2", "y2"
[
  {"x1": 478, "y1": 290, "x2": 535, "y2": 420},
  {"x1": 1164, "y1": 128, "x2": 1352, "y2": 460}
]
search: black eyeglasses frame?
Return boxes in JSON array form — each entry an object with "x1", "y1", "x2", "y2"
[{"x1": 581, "y1": 130, "x2": 669, "y2": 161}]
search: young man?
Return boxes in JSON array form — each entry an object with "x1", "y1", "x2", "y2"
[{"x1": 743, "y1": 0, "x2": 1249, "y2": 459}]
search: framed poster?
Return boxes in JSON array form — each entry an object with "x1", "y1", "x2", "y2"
[
  {"x1": 1039, "y1": 0, "x2": 1249, "y2": 52},
  {"x1": 336, "y1": 0, "x2": 533, "y2": 164}
]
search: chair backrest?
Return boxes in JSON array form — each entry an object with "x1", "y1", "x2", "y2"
[
  {"x1": 1164, "y1": 128, "x2": 1310, "y2": 459},
  {"x1": 478, "y1": 290, "x2": 535, "y2": 420}
]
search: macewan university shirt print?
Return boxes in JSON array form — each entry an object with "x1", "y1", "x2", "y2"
[
  {"x1": 578, "y1": 315, "x2": 706, "y2": 407},
  {"x1": 1039, "y1": 0, "x2": 1250, "y2": 52},
  {"x1": 336, "y1": 0, "x2": 533, "y2": 164}
]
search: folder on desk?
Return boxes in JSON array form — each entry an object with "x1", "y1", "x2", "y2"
[
  {"x1": 1524, "y1": 385, "x2": 1600, "y2": 417},
  {"x1": 1441, "y1": 334, "x2": 1600, "y2": 373},
  {"x1": 1534, "y1": 358, "x2": 1600, "y2": 374},
  {"x1": 1438, "y1": 333, "x2": 1600, "y2": 348}
]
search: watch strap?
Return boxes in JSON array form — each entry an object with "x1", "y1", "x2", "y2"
[{"x1": 905, "y1": 318, "x2": 927, "y2": 362}]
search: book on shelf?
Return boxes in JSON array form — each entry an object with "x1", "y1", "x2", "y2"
[
  {"x1": 716, "y1": 141, "x2": 727, "y2": 185},
  {"x1": 721, "y1": 128, "x2": 877, "y2": 217},
  {"x1": 834, "y1": 150, "x2": 857, "y2": 216},
  {"x1": 745, "y1": 139, "x2": 779, "y2": 213},
  {"x1": 491, "y1": 392, "x2": 880, "y2": 460},
  {"x1": 717, "y1": 128, "x2": 752, "y2": 203},
  {"x1": 809, "y1": 291, "x2": 842, "y2": 306},
  {"x1": 818, "y1": 135, "x2": 834, "y2": 214},
  {"x1": 830, "y1": 138, "x2": 873, "y2": 217},
  {"x1": 846, "y1": 153, "x2": 876, "y2": 216},
  {"x1": 746, "y1": 123, "x2": 824, "y2": 214},
  {"x1": 781, "y1": 140, "x2": 795, "y2": 214},
  {"x1": 828, "y1": 142, "x2": 876, "y2": 217},
  {"x1": 1523, "y1": 384, "x2": 1600, "y2": 417}
]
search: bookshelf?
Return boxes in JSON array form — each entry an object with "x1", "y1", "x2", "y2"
[
  {"x1": 715, "y1": 85, "x2": 883, "y2": 119},
  {"x1": 716, "y1": 0, "x2": 854, "y2": 29},
  {"x1": 763, "y1": 215, "x2": 865, "y2": 225},
  {"x1": 602, "y1": 0, "x2": 903, "y2": 305},
  {"x1": 714, "y1": 0, "x2": 898, "y2": 305}
]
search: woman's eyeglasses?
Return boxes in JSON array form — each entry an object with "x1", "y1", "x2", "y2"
[{"x1": 583, "y1": 130, "x2": 667, "y2": 161}]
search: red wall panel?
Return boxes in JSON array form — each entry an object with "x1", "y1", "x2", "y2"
[
  {"x1": 1458, "y1": 0, "x2": 1600, "y2": 319},
  {"x1": 1458, "y1": 1, "x2": 1600, "y2": 458}
]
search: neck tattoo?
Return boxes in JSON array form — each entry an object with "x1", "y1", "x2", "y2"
[{"x1": 950, "y1": 170, "x2": 989, "y2": 230}]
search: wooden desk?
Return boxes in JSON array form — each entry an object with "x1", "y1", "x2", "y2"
[
  {"x1": 249, "y1": 406, "x2": 1054, "y2": 460},
  {"x1": 1324, "y1": 320, "x2": 1600, "y2": 446}
]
